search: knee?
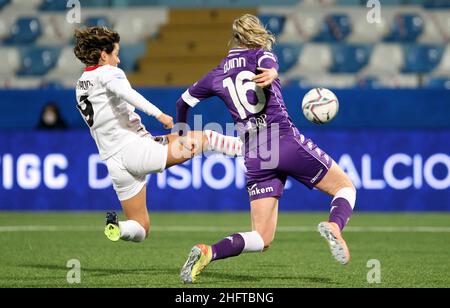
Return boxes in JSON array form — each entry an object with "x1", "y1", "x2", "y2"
[
  {"x1": 336, "y1": 176, "x2": 356, "y2": 195},
  {"x1": 327, "y1": 162, "x2": 357, "y2": 196},
  {"x1": 342, "y1": 170, "x2": 356, "y2": 192},
  {"x1": 333, "y1": 169, "x2": 356, "y2": 197}
]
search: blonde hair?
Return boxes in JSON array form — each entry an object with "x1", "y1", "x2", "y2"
[{"x1": 231, "y1": 14, "x2": 275, "y2": 51}]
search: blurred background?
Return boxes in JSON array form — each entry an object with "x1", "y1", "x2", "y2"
[{"x1": 0, "y1": 0, "x2": 449, "y2": 212}]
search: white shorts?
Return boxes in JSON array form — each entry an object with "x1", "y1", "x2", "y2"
[{"x1": 106, "y1": 136, "x2": 168, "y2": 201}]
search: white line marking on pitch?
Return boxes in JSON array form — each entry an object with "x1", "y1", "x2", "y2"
[{"x1": 0, "y1": 226, "x2": 450, "y2": 233}]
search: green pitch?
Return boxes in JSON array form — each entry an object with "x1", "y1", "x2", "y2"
[{"x1": 0, "y1": 212, "x2": 449, "y2": 288}]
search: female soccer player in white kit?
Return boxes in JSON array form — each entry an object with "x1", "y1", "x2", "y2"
[{"x1": 74, "y1": 26, "x2": 243, "y2": 243}]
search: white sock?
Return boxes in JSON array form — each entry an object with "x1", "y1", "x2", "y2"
[
  {"x1": 239, "y1": 231, "x2": 265, "y2": 252},
  {"x1": 118, "y1": 220, "x2": 146, "y2": 242},
  {"x1": 205, "y1": 130, "x2": 243, "y2": 157},
  {"x1": 332, "y1": 187, "x2": 356, "y2": 210}
]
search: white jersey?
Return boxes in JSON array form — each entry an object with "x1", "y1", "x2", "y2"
[{"x1": 76, "y1": 65, "x2": 162, "y2": 160}]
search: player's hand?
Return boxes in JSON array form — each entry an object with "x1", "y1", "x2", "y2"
[
  {"x1": 252, "y1": 67, "x2": 278, "y2": 88},
  {"x1": 157, "y1": 113, "x2": 174, "y2": 129}
]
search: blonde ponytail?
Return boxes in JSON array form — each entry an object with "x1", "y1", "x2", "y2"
[{"x1": 231, "y1": 14, "x2": 275, "y2": 51}]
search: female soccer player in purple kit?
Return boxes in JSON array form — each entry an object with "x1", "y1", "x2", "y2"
[{"x1": 177, "y1": 14, "x2": 356, "y2": 283}]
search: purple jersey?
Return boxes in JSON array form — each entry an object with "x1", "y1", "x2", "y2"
[
  {"x1": 179, "y1": 47, "x2": 333, "y2": 202},
  {"x1": 181, "y1": 48, "x2": 298, "y2": 139}
]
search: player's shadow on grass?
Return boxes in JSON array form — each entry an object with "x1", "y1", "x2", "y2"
[
  {"x1": 207, "y1": 271, "x2": 337, "y2": 285},
  {"x1": 21, "y1": 264, "x2": 338, "y2": 286},
  {"x1": 21, "y1": 263, "x2": 180, "y2": 278}
]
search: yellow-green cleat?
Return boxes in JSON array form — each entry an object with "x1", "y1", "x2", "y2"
[
  {"x1": 180, "y1": 244, "x2": 212, "y2": 284},
  {"x1": 104, "y1": 212, "x2": 120, "y2": 242}
]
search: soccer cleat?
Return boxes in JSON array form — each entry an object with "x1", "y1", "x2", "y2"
[
  {"x1": 104, "y1": 211, "x2": 120, "y2": 242},
  {"x1": 180, "y1": 244, "x2": 212, "y2": 284},
  {"x1": 318, "y1": 222, "x2": 350, "y2": 265}
]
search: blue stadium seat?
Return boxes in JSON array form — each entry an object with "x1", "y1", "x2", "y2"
[
  {"x1": 408, "y1": 0, "x2": 427, "y2": 4},
  {"x1": 82, "y1": 0, "x2": 112, "y2": 7},
  {"x1": 402, "y1": 44, "x2": 444, "y2": 73},
  {"x1": 112, "y1": 0, "x2": 158, "y2": 6},
  {"x1": 0, "y1": 0, "x2": 10, "y2": 10},
  {"x1": 424, "y1": 0, "x2": 450, "y2": 8},
  {"x1": 372, "y1": 0, "x2": 401, "y2": 4},
  {"x1": 40, "y1": 0, "x2": 68, "y2": 11},
  {"x1": 258, "y1": 14, "x2": 286, "y2": 37},
  {"x1": 272, "y1": 44, "x2": 302, "y2": 73},
  {"x1": 314, "y1": 14, "x2": 352, "y2": 42},
  {"x1": 41, "y1": 0, "x2": 111, "y2": 11},
  {"x1": 119, "y1": 43, "x2": 146, "y2": 72},
  {"x1": 384, "y1": 14, "x2": 424, "y2": 42},
  {"x1": 424, "y1": 76, "x2": 450, "y2": 89},
  {"x1": 336, "y1": 0, "x2": 433, "y2": 5},
  {"x1": 84, "y1": 16, "x2": 112, "y2": 28},
  {"x1": 146, "y1": 0, "x2": 300, "y2": 7},
  {"x1": 335, "y1": 0, "x2": 365, "y2": 6},
  {"x1": 329, "y1": 44, "x2": 372, "y2": 73},
  {"x1": 3, "y1": 17, "x2": 42, "y2": 45},
  {"x1": 17, "y1": 47, "x2": 61, "y2": 76}
]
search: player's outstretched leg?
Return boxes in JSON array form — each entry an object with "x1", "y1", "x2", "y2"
[
  {"x1": 315, "y1": 162, "x2": 356, "y2": 265},
  {"x1": 180, "y1": 198, "x2": 275, "y2": 283},
  {"x1": 203, "y1": 130, "x2": 243, "y2": 157},
  {"x1": 164, "y1": 131, "x2": 243, "y2": 170}
]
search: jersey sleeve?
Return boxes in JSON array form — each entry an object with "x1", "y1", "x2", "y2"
[
  {"x1": 176, "y1": 97, "x2": 190, "y2": 124},
  {"x1": 102, "y1": 66, "x2": 163, "y2": 118},
  {"x1": 256, "y1": 50, "x2": 279, "y2": 71},
  {"x1": 181, "y1": 70, "x2": 215, "y2": 108},
  {"x1": 100, "y1": 66, "x2": 129, "y2": 86}
]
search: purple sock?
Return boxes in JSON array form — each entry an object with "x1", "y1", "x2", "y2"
[
  {"x1": 329, "y1": 197, "x2": 353, "y2": 231},
  {"x1": 211, "y1": 233, "x2": 245, "y2": 261}
]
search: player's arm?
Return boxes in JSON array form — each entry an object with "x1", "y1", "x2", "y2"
[
  {"x1": 104, "y1": 68, "x2": 174, "y2": 129},
  {"x1": 176, "y1": 97, "x2": 191, "y2": 126},
  {"x1": 252, "y1": 51, "x2": 279, "y2": 88},
  {"x1": 176, "y1": 71, "x2": 214, "y2": 134},
  {"x1": 176, "y1": 70, "x2": 243, "y2": 157}
]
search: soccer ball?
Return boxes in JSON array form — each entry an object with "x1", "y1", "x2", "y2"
[{"x1": 301, "y1": 88, "x2": 339, "y2": 124}]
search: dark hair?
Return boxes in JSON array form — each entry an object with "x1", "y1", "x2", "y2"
[{"x1": 74, "y1": 26, "x2": 120, "y2": 66}]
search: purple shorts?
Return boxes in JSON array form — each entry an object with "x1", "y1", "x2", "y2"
[{"x1": 245, "y1": 132, "x2": 333, "y2": 202}]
